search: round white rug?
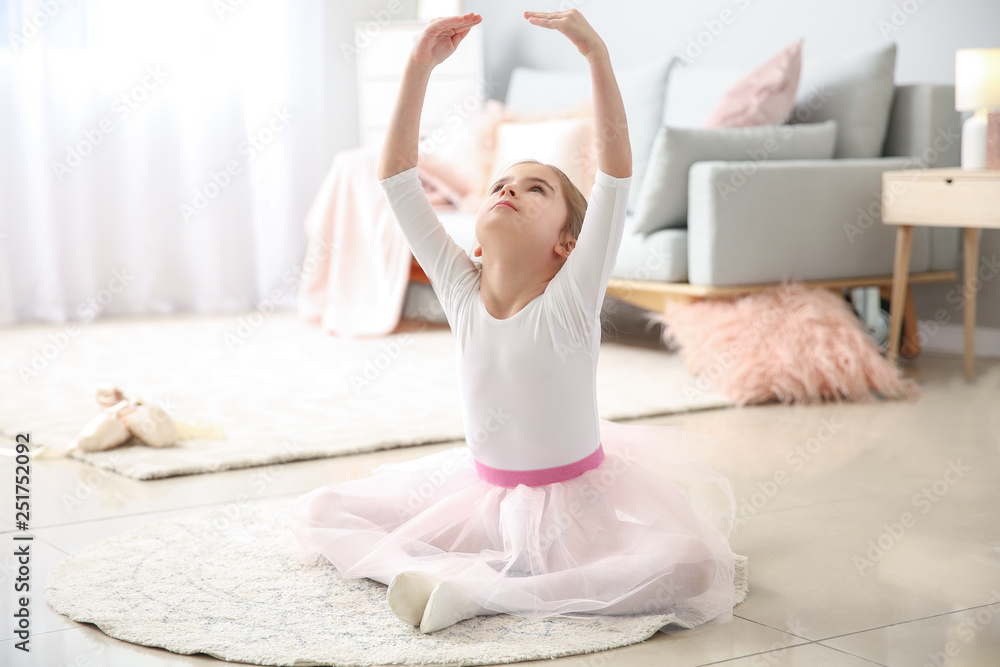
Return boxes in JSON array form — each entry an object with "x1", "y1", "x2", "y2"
[{"x1": 46, "y1": 502, "x2": 748, "y2": 666}]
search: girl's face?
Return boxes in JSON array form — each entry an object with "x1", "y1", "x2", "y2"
[{"x1": 474, "y1": 162, "x2": 570, "y2": 261}]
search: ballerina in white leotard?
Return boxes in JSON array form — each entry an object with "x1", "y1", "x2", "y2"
[{"x1": 289, "y1": 9, "x2": 739, "y2": 634}]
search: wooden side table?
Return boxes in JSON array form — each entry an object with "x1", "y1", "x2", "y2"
[{"x1": 882, "y1": 168, "x2": 1000, "y2": 380}]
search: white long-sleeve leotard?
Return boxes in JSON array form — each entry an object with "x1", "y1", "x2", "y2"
[{"x1": 380, "y1": 168, "x2": 630, "y2": 474}]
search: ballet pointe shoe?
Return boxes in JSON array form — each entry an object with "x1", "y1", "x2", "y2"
[
  {"x1": 70, "y1": 414, "x2": 132, "y2": 452},
  {"x1": 419, "y1": 579, "x2": 483, "y2": 633},
  {"x1": 387, "y1": 571, "x2": 439, "y2": 626},
  {"x1": 119, "y1": 403, "x2": 179, "y2": 447},
  {"x1": 107, "y1": 394, "x2": 180, "y2": 448}
]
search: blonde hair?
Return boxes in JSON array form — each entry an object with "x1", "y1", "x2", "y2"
[{"x1": 509, "y1": 160, "x2": 588, "y2": 239}]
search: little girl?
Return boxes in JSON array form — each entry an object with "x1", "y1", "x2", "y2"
[{"x1": 290, "y1": 9, "x2": 738, "y2": 634}]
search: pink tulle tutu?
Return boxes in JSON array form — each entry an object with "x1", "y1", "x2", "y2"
[{"x1": 288, "y1": 419, "x2": 738, "y2": 629}]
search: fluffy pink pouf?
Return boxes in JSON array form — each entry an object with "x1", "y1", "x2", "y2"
[{"x1": 658, "y1": 284, "x2": 919, "y2": 406}]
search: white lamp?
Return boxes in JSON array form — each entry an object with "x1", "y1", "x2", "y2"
[{"x1": 955, "y1": 48, "x2": 1000, "y2": 169}]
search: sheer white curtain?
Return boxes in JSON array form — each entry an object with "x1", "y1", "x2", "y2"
[{"x1": 0, "y1": 0, "x2": 327, "y2": 325}]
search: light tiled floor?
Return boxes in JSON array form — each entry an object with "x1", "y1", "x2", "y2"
[{"x1": 2, "y1": 351, "x2": 998, "y2": 666}]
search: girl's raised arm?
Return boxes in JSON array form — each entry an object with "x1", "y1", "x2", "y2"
[
  {"x1": 523, "y1": 10, "x2": 631, "y2": 178},
  {"x1": 377, "y1": 13, "x2": 482, "y2": 181}
]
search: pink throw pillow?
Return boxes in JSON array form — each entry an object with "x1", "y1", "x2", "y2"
[{"x1": 703, "y1": 39, "x2": 804, "y2": 128}]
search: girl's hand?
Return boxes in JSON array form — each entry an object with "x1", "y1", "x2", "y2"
[
  {"x1": 526, "y1": 9, "x2": 629, "y2": 177},
  {"x1": 410, "y1": 13, "x2": 482, "y2": 68},
  {"x1": 523, "y1": 9, "x2": 606, "y2": 61}
]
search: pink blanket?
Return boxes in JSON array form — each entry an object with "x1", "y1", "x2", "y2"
[
  {"x1": 298, "y1": 147, "x2": 472, "y2": 337},
  {"x1": 297, "y1": 147, "x2": 413, "y2": 337}
]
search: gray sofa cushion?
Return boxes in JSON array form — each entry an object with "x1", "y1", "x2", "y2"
[
  {"x1": 633, "y1": 120, "x2": 838, "y2": 234},
  {"x1": 881, "y1": 84, "x2": 962, "y2": 166},
  {"x1": 686, "y1": 157, "x2": 934, "y2": 286},
  {"x1": 612, "y1": 221, "x2": 688, "y2": 283},
  {"x1": 790, "y1": 42, "x2": 897, "y2": 158}
]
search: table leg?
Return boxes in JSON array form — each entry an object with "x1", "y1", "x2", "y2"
[
  {"x1": 888, "y1": 225, "x2": 914, "y2": 365},
  {"x1": 900, "y1": 286, "x2": 921, "y2": 358},
  {"x1": 963, "y1": 227, "x2": 979, "y2": 381}
]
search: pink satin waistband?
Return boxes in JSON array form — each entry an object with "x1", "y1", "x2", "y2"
[{"x1": 474, "y1": 445, "x2": 605, "y2": 488}]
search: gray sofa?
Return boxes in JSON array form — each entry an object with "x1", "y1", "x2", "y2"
[
  {"x1": 402, "y1": 45, "x2": 963, "y2": 321},
  {"x1": 614, "y1": 84, "x2": 962, "y2": 286}
]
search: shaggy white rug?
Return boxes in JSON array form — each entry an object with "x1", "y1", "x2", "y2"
[
  {"x1": 46, "y1": 502, "x2": 749, "y2": 666},
  {"x1": 0, "y1": 312, "x2": 732, "y2": 479}
]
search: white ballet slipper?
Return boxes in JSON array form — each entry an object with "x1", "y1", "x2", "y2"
[
  {"x1": 387, "y1": 571, "x2": 439, "y2": 627},
  {"x1": 120, "y1": 404, "x2": 179, "y2": 448},
  {"x1": 70, "y1": 413, "x2": 132, "y2": 452},
  {"x1": 419, "y1": 579, "x2": 485, "y2": 633}
]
